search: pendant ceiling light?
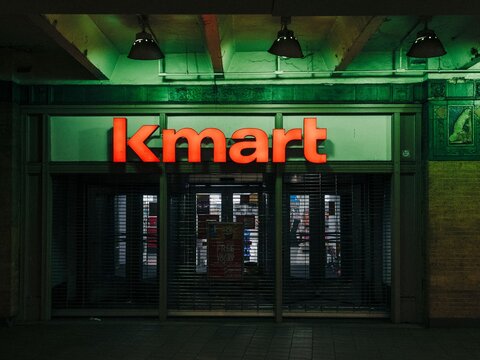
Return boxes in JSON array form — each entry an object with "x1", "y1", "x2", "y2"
[
  {"x1": 268, "y1": 16, "x2": 304, "y2": 58},
  {"x1": 406, "y1": 20, "x2": 446, "y2": 58},
  {"x1": 128, "y1": 15, "x2": 164, "y2": 60}
]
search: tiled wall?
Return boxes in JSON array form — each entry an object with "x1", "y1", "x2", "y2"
[
  {"x1": 426, "y1": 80, "x2": 480, "y2": 322},
  {"x1": 428, "y1": 161, "x2": 480, "y2": 320}
]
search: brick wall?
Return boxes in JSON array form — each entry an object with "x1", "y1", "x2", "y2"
[{"x1": 428, "y1": 161, "x2": 480, "y2": 320}]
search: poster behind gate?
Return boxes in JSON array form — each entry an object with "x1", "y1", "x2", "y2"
[{"x1": 207, "y1": 222, "x2": 244, "y2": 280}]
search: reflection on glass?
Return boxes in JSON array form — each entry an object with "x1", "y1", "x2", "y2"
[
  {"x1": 114, "y1": 194, "x2": 158, "y2": 280},
  {"x1": 233, "y1": 193, "x2": 259, "y2": 265},
  {"x1": 289, "y1": 195, "x2": 310, "y2": 278},
  {"x1": 196, "y1": 193, "x2": 222, "y2": 273},
  {"x1": 325, "y1": 195, "x2": 341, "y2": 278},
  {"x1": 195, "y1": 192, "x2": 261, "y2": 274}
]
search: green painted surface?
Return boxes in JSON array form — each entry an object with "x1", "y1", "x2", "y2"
[
  {"x1": 167, "y1": 115, "x2": 275, "y2": 137},
  {"x1": 44, "y1": 14, "x2": 119, "y2": 79},
  {"x1": 392, "y1": 85, "x2": 413, "y2": 102},
  {"x1": 18, "y1": 78, "x2": 480, "y2": 161},
  {"x1": 356, "y1": 85, "x2": 392, "y2": 102},
  {"x1": 446, "y1": 81, "x2": 475, "y2": 98},
  {"x1": 400, "y1": 114, "x2": 417, "y2": 161},
  {"x1": 50, "y1": 116, "x2": 161, "y2": 161},
  {"x1": 284, "y1": 115, "x2": 392, "y2": 161},
  {"x1": 110, "y1": 54, "x2": 213, "y2": 85},
  {"x1": 20, "y1": 83, "x2": 425, "y2": 105},
  {"x1": 49, "y1": 114, "x2": 391, "y2": 162}
]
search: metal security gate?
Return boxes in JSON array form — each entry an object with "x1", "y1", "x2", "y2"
[
  {"x1": 51, "y1": 172, "x2": 391, "y2": 317},
  {"x1": 51, "y1": 175, "x2": 159, "y2": 312},
  {"x1": 283, "y1": 173, "x2": 391, "y2": 316},
  {"x1": 167, "y1": 174, "x2": 275, "y2": 315}
]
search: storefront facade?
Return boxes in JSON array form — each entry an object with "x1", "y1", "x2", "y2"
[
  {"x1": 1, "y1": 7, "x2": 480, "y2": 330},
  {"x1": 9, "y1": 83, "x2": 426, "y2": 323}
]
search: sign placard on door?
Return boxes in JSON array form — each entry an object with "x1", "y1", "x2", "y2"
[{"x1": 207, "y1": 222, "x2": 244, "y2": 280}]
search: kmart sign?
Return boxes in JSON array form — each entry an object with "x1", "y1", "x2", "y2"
[
  {"x1": 49, "y1": 115, "x2": 390, "y2": 162},
  {"x1": 112, "y1": 117, "x2": 327, "y2": 164}
]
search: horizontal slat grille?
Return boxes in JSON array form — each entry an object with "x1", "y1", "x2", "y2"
[
  {"x1": 52, "y1": 175, "x2": 159, "y2": 310},
  {"x1": 283, "y1": 173, "x2": 391, "y2": 313},
  {"x1": 52, "y1": 172, "x2": 390, "y2": 317},
  {"x1": 167, "y1": 174, "x2": 275, "y2": 313}
]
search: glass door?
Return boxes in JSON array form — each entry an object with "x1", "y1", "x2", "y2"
[
  {"x1": 168, "y1": 174, "x2": 275, "y2": 315},
  {"x1": 51, "y1": 175, "x2": 159, "y2": 312},
  {"x1": 283, "y1": 173, "x2": 391, "y2": 315}
]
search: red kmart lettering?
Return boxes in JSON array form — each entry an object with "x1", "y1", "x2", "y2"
[{"x1": 113, "y1": 117, "x2": 327, "y2": 164}]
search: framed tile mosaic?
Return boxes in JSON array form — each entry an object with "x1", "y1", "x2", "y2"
[{"x1": 430, "y1": 101, "x2": 480, "y2": 160}]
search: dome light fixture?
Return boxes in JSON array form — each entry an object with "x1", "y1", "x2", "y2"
[
  {"x1": 406, "y1": 20, "x2": 446, "y2": 58},
  {"x1": 268, "y1": 16, "x2": 304, "y2": 58},
  {"x1": 128, "y1": 15, "x2": 164, "y2": 60}
]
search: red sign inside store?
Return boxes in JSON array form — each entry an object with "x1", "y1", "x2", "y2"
[
  {"x1": 112, "y1": 117, "x2": 327, "y2": 164},
  {"x1": 207, "y1": 222, "x2": 244, "y2": 280}
]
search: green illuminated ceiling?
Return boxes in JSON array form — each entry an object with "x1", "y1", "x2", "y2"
[{"x1": 2, "y1": 14, "x2": 480, "y2": 84}]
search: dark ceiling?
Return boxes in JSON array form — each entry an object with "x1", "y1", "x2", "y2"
[{"x1": 5, "y1": 0, "x2": 480, "y2": 15}]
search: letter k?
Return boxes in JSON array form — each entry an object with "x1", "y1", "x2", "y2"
[{"x1": 113, "y1": 118, "x2": 160, "y2": 162}]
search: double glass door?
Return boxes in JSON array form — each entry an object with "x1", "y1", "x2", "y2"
[
  {"x1": 283, "y1": 174, "x2": 391, "y2": 314},
  {"x1": 194, "y1": 190, "x2": 262, "y2": 273},
  {"x1": 167, "y1": 175, "x2": 275, "y2": 314},
  {"x1": 51, "y1": 175, "x2": 159, "y2": 310}
]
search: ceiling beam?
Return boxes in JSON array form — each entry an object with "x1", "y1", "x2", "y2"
[
  {"x1": 201, "y1": 15, "x2": 224, "y2": 76},
  {"x1": 29, "y1": 14, "x2": 119, "y2": 80},
  {"x1": 325, "y1": 16, "x2": 385, "y2": 72},
  {"x1": 217, "y1": 15, "x2": 235, "y2": 74}
]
